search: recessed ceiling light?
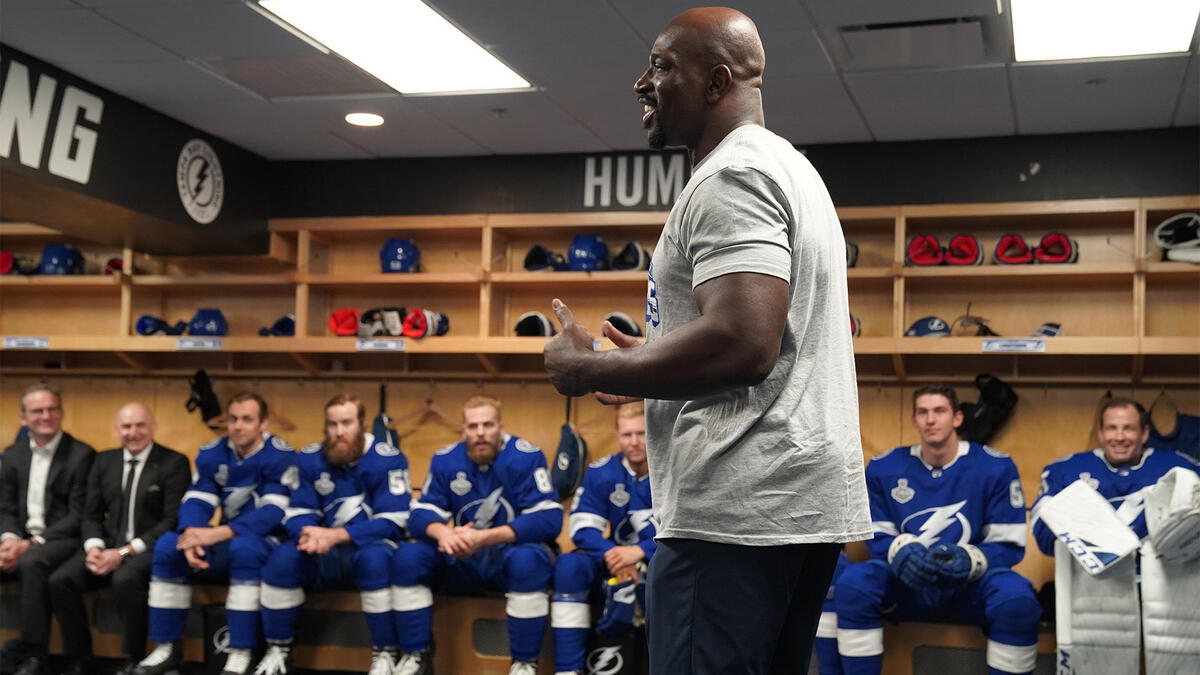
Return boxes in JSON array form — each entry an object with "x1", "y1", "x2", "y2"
[
  {"x1": 255, "y1": 0, "x2": 532, "y2": 94},
  {"x1": 1011, "y1": 0, "x2": 1200, "y2": 62},
  {"x1": 345, "y1": 112, "x2": 385, "y2": 127}
]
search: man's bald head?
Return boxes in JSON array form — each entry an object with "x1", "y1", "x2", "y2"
[
  {"x1": 635, "y1": 7, "x2": 767, "y2": 162},
  {"x1": 661, "y1": 7, "x2": 765, "y2": 87},
  {"x1": 115, "y1": 402, "x2": 156, "y2": 454}
]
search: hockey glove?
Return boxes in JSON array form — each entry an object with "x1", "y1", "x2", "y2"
[
  {"x1": 889, "y1": 539, "x2": 938, "y2": 589},
  {"x1": 930, "y1": 543, "x2": 988, "y2": 585},
  {"x1": 596, "y1": 575, "x2": 638, "y2": 636}
]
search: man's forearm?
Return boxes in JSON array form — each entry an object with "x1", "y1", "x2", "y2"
[{"x1": 579, "y1": 315, "x2": 775, "y2": 400}]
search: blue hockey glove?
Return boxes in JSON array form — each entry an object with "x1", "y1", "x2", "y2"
[
  {"x1": 596, "y1": 575, "x2": 638, "y2": 636},
  {"x1": 930, "y1": 543, "x2": 986, "y2": 585},
  {"x1": 890, "y1": 542, "x2": 938, "y2": 589}
]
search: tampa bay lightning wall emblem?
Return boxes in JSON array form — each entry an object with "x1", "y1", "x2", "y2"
[{"x1": 177, "y1": 139, "x2": 224, "y2": 224}]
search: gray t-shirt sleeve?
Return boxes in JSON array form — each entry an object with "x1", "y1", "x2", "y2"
[{"x1": 679, "y1": 166, "x2": 793, "y2": 289}]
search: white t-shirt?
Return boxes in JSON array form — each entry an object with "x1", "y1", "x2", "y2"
[{"x1": 643, "y1": 124, "x2": 871, "y2": 545}]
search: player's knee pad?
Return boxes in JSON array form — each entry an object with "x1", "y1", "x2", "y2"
[
  {"x1": 352, "y1": 543, "x2": 392, "y2": 591},
  {"x1": 151, "y1": 533, "x2": 188, "y2": 577},
  {"x1": 262, "y1": 543, "x2": 305, "y2": 588},
  {"x1": 390, "y1": 540, "x2": 436, "y2": 586},
  {"x1": 504, "y1": 544, "x2": 552, "y2": 591},
  {"x1": 228, "y1": 535, "x2": 270, "y2": 574},
  {"x1": 982, "y1": 571, "x2": 1041, "y2": 633},
  {"x1": 834, "y1": 560, "x2": 889, "y2": 619},
  {"x1": 553, "y1": 552, "x2": 595, "y2": 593}
]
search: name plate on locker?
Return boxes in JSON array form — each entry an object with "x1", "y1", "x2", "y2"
[
  {"x1": 357, "y1": 338, "x2": 406, "y2": 352},
  {"x1": 982, "y1": 338, "x2": 1045, "y2": 353},
  {"x1": 176, "y1": 337, "x2": 223, "y2": 351},
  {"x1": 3, "y1": 336, "x2": 49, "y2": 349}
]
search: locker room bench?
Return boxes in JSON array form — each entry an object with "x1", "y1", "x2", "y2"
[{"x1": 1, "y1": 584, "x2": 558, "y2": 675}]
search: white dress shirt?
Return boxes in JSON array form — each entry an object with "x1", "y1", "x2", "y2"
[{"x1": 84, "y1": 445, "x2": 152, "y2": 555}]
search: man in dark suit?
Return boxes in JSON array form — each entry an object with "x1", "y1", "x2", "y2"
[
  {"x1": 0, "y1": 384, "x2": 95, "y2": 675},
  {"x1": 49, "y1": 403, "x2": 191, "y2": 675}
]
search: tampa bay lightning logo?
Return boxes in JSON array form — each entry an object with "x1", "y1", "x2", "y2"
[
  {"x1": 645, "y1": 262, "x2": 660, "y2": 328},
  {"x1": 901, "y1": 500, "x2": 972, "y2": 546},
  {"x1": 222, "y1": 484, "x2": 257, "y2": 519},
  {"x1": 457, "y1": 487, "x2": 515, "y2": 528},
  {"x1": 587, "y1": 645, "x2": 624, "y2": 675},
  {"x1": 612, "y1": 515, "x2": 638, "y2": 545}
]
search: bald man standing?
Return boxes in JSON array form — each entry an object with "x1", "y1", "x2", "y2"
[
  {"x1": 49, "y1": 404, "x2": 190, "y2": 675},
  {"x1": 545, "y1": 8, "x2": 870, "y2": 674}
]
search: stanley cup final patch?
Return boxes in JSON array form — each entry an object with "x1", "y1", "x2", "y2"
[{"x1": 891, "y1": 478, "x2": 915, "y2": 504}]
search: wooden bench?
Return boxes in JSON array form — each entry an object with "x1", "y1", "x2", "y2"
[{"x1": 1, "y1": 585, "x2": 557, "y2": 675}]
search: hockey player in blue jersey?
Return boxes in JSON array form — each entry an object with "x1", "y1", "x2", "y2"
[
  {"x1": 391, "y1": 395, "x2": 562, "y2": 675},
  {"x1": 835, "y1": 384, "x2": 1041, "y2": 675},
  {"x1": 1030, "y1": 398, "x2": 1200, "y2": 673},
  {"x1": 551, "y1": 402, "x2": 656, "y2": 675},
  {"x1": 252, "y1": 393, "x2": 411, "y2": 675},
  {"x1": 134, "y1": 392, "x2": 296, "y2": 675},
  {"x1": 1032, "y1": 397, "x2": 1200, "y2": 555}
]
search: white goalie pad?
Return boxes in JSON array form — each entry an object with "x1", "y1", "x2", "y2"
[
  {"x1": 1037, "y1": 479, "x2": 1140, "y2": 575},
  {"x1": 1054, "y1": 540, "x2": 1140, "y2": 675},
  {"x1": 1144, "y1": 467, "x2": 1200, "y2": 563},
  {"x1": 1140, "y1": 540, "x2": 1200, "y2": 675}
]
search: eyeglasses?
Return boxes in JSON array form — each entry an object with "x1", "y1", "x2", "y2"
[{"x1": 24, "y1": 406, "x2": 63, "y2": 416}]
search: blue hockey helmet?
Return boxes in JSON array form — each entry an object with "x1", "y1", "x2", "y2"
[
  {"x1": 39, "y1": 243, "x2": 84, "y2": 274},
  {"x1": 380, "y1": 237, "x2": 422, "y2": 273},
  {"x1": 567, "y1": 234, "x2": 610, "y2": 271},
  {"x1": 189, "y1": 308, "x2": 229, "y2": 336}
]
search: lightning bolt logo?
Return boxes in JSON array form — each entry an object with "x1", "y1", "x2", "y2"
[
  {"x1": 474, "y1": 487, "x2": 505, "y2": 529},
  {"x1": 913, "y1": 500, "x2": 968, "y2": 545},
  {"x1": 586, "y1": 645, "x2": 624, "y2": 675},
  {"x1": 329, "y1": 493, "x2": 366, "y2": 527},
  {"x1": 192, "y1": 159, "x2": 210, "y2": 199},
  {"x1": 223, "y1": 484, "x2": 257, "y2": 519}
]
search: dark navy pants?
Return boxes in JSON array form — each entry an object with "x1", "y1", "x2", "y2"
[{"x1": 647, "y1": 538, "x2": 841, "y2": 675}]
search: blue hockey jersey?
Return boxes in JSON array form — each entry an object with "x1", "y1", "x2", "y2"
[
  {"x1": 178, "y1": 432, "x2": 295, "y2": 537},
  {"x1": 409, "y1": 434, "x2": 562, "y2": 545},
  {"x1": 567, "y1": 453, "x2": 657, "y2": 566},
  {"x1": 284, "y1": 433, "x2": 412, "y2": 546},
  {"x1": 865, "y1": 441, "x2": 1027, "y2": 570},
  {"x1": 1030, "y1": 447, "x2": 1200, "y2": 555}
]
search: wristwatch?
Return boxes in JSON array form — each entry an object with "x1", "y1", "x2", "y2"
[{"x1": 118, "y1": 545, "x2": 132, "y2": 561}]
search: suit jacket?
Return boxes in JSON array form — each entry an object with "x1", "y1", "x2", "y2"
[
  {"x1": 81, "y1": 443, "x2": 191, "y2": 550},
  {"x1": 0, "y1": 431, "x2": 96, "y2": 541}
]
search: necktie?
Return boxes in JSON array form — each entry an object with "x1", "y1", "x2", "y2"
[{"x1": 118, "y1": 458, "x2": 138, "y2": 543}]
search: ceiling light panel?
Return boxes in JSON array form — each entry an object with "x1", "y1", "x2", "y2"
[{"x1": 256, "y1": 0, "x2": 532, "y2": 94}]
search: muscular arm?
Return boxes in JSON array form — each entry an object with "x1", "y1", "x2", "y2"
[{"x1": 546, "y1": 271, "x2": 788, "y2": 400}]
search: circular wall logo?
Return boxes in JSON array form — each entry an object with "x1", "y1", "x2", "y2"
[{"x1": 177, "y1": 138, "x2": 224, "y2": 224}]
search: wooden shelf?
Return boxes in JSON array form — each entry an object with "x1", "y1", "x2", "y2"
[
  {"x1": 902, "y1": 263, "x2": 1134, "y2": 280},
  {"x1": 1144, "y1": 261, "x2": 1200, "y2": 279},
  {"x1": 489, "y1": 271, "x2": 648, "y2": 285},
  {"x1": 896, "y1": 336, "x2": 1140, "y2": 355},
  {"x1": 847, "y1": 267, "x2": 894, "y2": 279},
  {"x1": 132, "y1": 273, "x2": 296, "y2": 287},
  {"x1": 0, "y1": 275, "x2": 120, "y2": 288},
  {"x1": 3, "y1": 199, "x2": 1194, "y2": 382},
  {"x1": 302, "y1": 272, "x2": 482, "y2": 286}
]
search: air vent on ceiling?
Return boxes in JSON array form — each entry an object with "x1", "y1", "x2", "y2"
[
  {"x1": 196, "y1": 53, "x2": 394, "y2": 99},
  {"x1": 839, "y1": 17, "x2": 986, "y2": 70}
]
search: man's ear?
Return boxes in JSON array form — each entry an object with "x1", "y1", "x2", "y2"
[{"x1": 706, "y1": 64, "x2": 733, "y2": 102}]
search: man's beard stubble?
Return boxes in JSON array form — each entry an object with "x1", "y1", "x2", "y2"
[
  {"x1": 324, "y1": 432, "x2": 366, "y2": 468},
  {"x1": 648, "y1": 125, "x2": 666, "y2": 150}
]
